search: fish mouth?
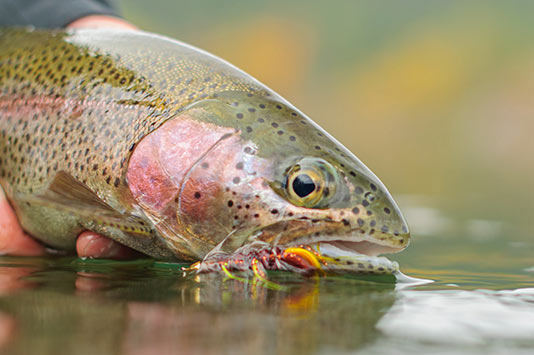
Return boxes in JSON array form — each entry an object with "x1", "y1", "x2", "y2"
[
  {"x1": 254, "y1": 218, "x2": 408, "y2": 257},
  {"x1": 281, "y1": 236, "x2": 404, "y2": 258},
  {"x1": 272, "y1": 236, "x2": 403, "y2": 275},
  {"x1": 273, "y1": 223, "x2": 408, "y2": 258},
  {"x1": 197, "y1": 226, "x2": 405, "y2": 276},
  {"x1": 230, "y1": 220, "x2": 409, "y2": 274},
  {"x1": 316, "y1": 240, "x2": 403, "y2": 257}
]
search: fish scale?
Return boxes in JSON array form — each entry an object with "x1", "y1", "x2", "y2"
[
  {"x1": 0, "y1": 28, "x2": 410, "y2": 273},
  {"x1": 0, "y1": 29, "x2": 265, "y2": 201}
]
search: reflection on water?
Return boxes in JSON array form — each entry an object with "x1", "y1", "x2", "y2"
[
  {"x1": 0, "y1": 257, "x2": 398, "y2": 355},
  {"x1": 0, "y1": 198, "x2": 532, "y2": 355},
  {"x1": 0, "y1": 233, "x2": 532, "y2": 355}
]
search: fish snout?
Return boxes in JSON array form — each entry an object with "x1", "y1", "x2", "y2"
[{"x1": 344, "y1": 189, "x2": 410, "y2": 252}]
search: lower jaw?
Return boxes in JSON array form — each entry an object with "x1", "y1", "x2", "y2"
[{"x1": 196, "y1": 241, "x2": 399, "y2": 276}]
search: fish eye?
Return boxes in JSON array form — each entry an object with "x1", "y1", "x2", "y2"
[
  {"x1": 292, "y1": 174, "x2": 316, "y2": 197},
  {"x1": 284, "y1": 158, "x2": 339, "y2": 208}
]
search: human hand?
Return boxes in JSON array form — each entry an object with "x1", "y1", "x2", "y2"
[{"x1": 67, "y1": 15, "x2": 138, "y2": 30}]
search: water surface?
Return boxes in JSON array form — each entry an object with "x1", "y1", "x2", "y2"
[{"x1": 0, "y1": 198, "x2": 532, "y2": 355}]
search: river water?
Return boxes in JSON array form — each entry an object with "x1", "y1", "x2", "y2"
[{"x1": 0, "y1": 197, "x2": 531, "y2": 355}]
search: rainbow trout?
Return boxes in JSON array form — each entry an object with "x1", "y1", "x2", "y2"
[{"x1": 0, "y1": 28, "x2": 409, "y2": 275}]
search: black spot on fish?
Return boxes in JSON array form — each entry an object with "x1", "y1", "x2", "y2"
[
  {"x1": 233, "y1": 177, "x2": 240, "y2": 184},
  {"x1": 384, "y1": 207, "x2": 391, "y2": 214},
  {"x1": 352, "y1": 207, "x2": 360, "y2": 214},
  {"x1": 227, "y1": 200, "x2": 234, "y2": 207},
  {"x1": 194, "y1": 192, "x2": 201, "y2": 199},
  {"x1": 236, "y1": 162, "x2": 244, "y2": 169}
]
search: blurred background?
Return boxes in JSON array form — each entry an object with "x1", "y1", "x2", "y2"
[{"x1": 118, "y1": 1, "x2": 533, "y2": 255}]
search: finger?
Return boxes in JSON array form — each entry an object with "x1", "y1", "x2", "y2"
[
  {"x1": 76, "y1": 231, "x2": 141, "y2": 260},
  {"x1": 0, "y1": 186, "x2": 46, "y2": 256},
  {"x1": 66, "y1": 15, "x2": 137, "y2": 30}
]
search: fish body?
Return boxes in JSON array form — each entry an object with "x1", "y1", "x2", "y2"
[{"x1": 0, "y1": 28, "x2": 410, "y2": 273}]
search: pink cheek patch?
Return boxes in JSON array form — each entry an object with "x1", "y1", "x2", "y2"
[{"x1": 126, "y1": 113, "x2": 236, "y2": 223}]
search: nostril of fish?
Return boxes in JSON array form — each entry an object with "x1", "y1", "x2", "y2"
[{"x1": 364, "y1": 192, "x2": 376, "y2": 203}]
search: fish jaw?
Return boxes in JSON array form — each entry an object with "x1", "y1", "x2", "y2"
[
  {"x1": 194, "y1": 241, "x2": 401, "y2": 276},
  {"x1": 244, "y1": 198, "x2": 410, "y2": 253},
  {"x1": 214, "y1": 211, "x2": 408, "y2": 275}
]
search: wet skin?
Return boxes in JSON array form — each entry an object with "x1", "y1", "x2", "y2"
[{"x1": 0, "y1": 16, "x2": 138, "y2": 259}]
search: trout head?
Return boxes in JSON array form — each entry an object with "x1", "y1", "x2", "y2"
[{"x1": 127, "y1": 91, "x2": 409, "y2": 271}]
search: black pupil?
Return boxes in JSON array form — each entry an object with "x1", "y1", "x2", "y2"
[{"x1": 292, "y1": 174, "x2": 316, "y2": 198}]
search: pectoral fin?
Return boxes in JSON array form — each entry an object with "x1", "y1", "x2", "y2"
[{"x1": 15, "y1": 171, "x2": 151, "y2": 236}]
